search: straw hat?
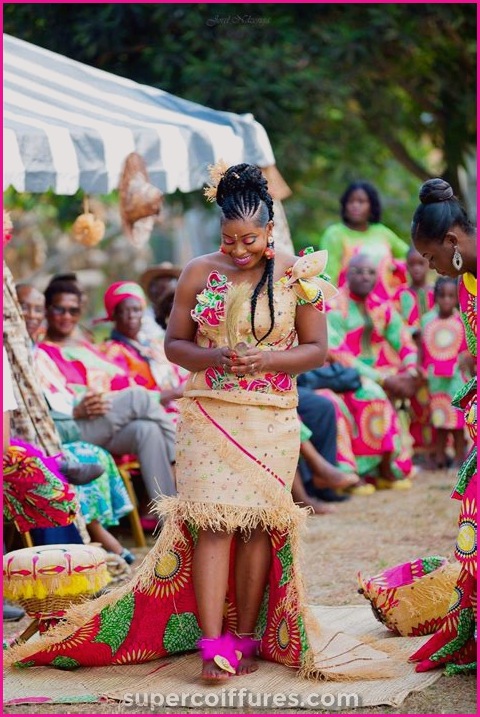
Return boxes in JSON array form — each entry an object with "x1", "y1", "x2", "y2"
[
  {"x1": 119, "y1": 152, "x2": 163, "y2": 247},
  {"x1": 139, "y1": 261, "x2": 182, "y2": 294}
]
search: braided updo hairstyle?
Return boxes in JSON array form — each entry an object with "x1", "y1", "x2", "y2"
[
  {"x1": 411, "y1": 178, "x2": 474, "y2": 245},
  {"x1": 216, "y1": 164, "x2": 275, "y2": 344}
]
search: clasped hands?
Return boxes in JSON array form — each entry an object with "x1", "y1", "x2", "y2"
[
  {"x1": 73, "y1": 391, "x2": 113, "y2": 419},
  {"x1": 382, "y1": 370, "x2": 425, "y2": 399},
  {"x1": 217, "y1": 346, "x2": 267, "y2": 376}
]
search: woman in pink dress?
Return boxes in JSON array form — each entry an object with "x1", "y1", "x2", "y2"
[{"x1": 409, "y1": 178, "x2": 477, "y2": 674}]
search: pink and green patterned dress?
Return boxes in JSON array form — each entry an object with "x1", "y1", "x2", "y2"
[
  {"x1": 319, "y1": 222, "x2": 409, "y2": 300},
  {"x1": 420, "y1": 308, "x2": 468, "y2": 430},
  {"x1": 393, "y1": 284, "x2": 435, "y2": 336},
  {"x1": 37, "y1": 340, "x2": 133, "y2": 399},
  {"x1": 393, "y1": 284, "x2": 435, "y2": 448},
  {"x1": 410, "y1": 272, "x2": 477, "y2": 674},
  {"x1": 324, "y1": 287, "x2": 417, "y2": 480},
  {"x1": 393, "y1": 286, "x2": 435, "y2": 449}
]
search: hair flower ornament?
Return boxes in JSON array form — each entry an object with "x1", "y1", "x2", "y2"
[{"x1": 203, "y1": 158, "x2": 230, "y2": 202}]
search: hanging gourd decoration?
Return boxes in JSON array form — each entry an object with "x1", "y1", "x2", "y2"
[{"x1": 72, "y1": 197, "x2": 105, "y2": 247}]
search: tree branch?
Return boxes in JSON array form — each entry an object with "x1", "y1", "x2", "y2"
[{"x1": 360, "y1": 112, "x2": 433, "y2": 181}]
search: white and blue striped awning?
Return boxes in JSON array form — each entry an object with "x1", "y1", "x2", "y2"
[{"x1": 3, "y1": 34, "x2": 275, "y2": 195}]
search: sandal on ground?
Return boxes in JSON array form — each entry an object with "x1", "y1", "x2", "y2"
[
  {"x1": 375, "y1": 477, "x2": 412, "y2": 491},
  {"x1": 198, "y1": 633, "x2": 239, "y2": 681},
  {"x1": 345, "y1": 481, "x2": 376, "y2": 496}
]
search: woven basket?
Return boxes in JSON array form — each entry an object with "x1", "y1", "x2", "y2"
[
  {"x1": 3, "y1": 544, "x2": 111, "y2": 619},
  {"x1": 358, "y1": 556, "x2": 461, "y2": 637},
  {"x1": 15, "y1": 593, "x2": 91, "y2": 620}
]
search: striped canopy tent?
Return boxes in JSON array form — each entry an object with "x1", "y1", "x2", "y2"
[{"x1": 3, "y1": 34, "x2": 290, "y2": 199}]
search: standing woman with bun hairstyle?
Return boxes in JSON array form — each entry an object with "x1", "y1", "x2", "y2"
[
  {"x1": 409, "y1": 178, "x2": 477, "y2": 674},
  {"x1": 6, "y1": 163, "x2": 392, "y2": 683}
]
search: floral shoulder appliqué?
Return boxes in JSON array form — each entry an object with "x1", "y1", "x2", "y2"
[{"x1": 191, "y1": 271, "x2": 230, "y2": 327}]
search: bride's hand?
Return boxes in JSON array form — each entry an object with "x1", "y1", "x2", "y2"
[{"x1": 231, "y1": 348, "x2": 268, "y2": 375}]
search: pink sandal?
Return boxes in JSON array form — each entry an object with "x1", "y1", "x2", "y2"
[
  {"x1": 234, "y1": 633, "x2": 260, "y2": 659},
  {"x1": 198, "y1": 633, "x2": 240, "y2": 679}
]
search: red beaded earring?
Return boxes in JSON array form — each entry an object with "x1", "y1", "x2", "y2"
[
  {"x1": 219, "y1": 244, "x2": 227, "y2": 254},
  {"x1": 264, "y1": 242, "x2": 275, "y2": 259}
]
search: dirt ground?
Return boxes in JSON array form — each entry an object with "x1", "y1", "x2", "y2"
[{"x1": 3, "y1": 468, "x2": 477, "y2": 714}]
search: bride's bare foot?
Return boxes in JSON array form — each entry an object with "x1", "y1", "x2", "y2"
[
  {"x1": 201, "y1": 658, "x2": 234, "y2": 682},
  {"x1": 236, "y1": 655, "x2": 258, "y2": 675}
]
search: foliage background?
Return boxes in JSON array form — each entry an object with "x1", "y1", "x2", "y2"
[{"x1": 3, "y1": 2, "x2": 476, "y2": 301}]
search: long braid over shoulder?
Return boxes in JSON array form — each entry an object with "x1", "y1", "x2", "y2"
[{"x1": 216, "y1": 164, "x2": 276, "y2": 344}]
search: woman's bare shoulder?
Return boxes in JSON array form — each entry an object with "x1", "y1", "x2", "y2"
[{"x1": 179, "y1": 252, "x2": 229, "y2": 291}]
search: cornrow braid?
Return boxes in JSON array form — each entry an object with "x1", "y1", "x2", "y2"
[
  {"x1": 216, "y1": 164, "x2": 276, "y2": 343},
  {"x1": 250, "y1": 256, "x2": 275, "y2": 344},
  {"x1": 216, "y1": 164, "x2": 274, "y2": 223}
]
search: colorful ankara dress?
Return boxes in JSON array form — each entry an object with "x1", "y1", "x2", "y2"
[
  {"x1": 3, "y1": 440, "x2": 78, "y2": 533},
  {"x1": 420, "y1": 308, "x2": 468, "y2": 431},
  {"x1": 102, "y1": 332, "x2": 189, "y2": 417},
  {"x1": 325, "y1": 288, "x2": 417, "y2": 479},
  {"x1": 318, "y1": 222, "x2": 409, "y2": 300},
  {"x1": 393, "y1": 285, "x2": 435, "y2": 335},
  {"x1": 393, "y1": 284, "x2": 435, "y2": 450},
  {"x1": 411, "y1": 272, "x2": 477, "y2": 674},
  {"x1": 61, "y1": 442, "x2": 133, "y2": 527},
  {"x1": 36, "y1": 340, "x2": 133, "y2": 399},
  {"x1": 6, "y1": 251, "x2": 391, "y2": 679}
]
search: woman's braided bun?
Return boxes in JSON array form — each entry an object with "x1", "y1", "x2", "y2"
[{"x1": 419, "y1": 178, "x2": 454, "y2": 204}]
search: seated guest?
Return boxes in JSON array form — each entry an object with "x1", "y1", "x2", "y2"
[
  {"x1": 138, "y1": 262, "x2": 181, "y2": 341},
  {"x1": 46, "y1": 273, "x2": 96, "y2": 343},
  {"x1": 297, "y1": 387, "x2": 360, "y2": 501},
  {"x1": 16, "y1": 282, "x2": 47, "y2": 343},
  {"x1": 100, "y1": 281, "x2": 187, "y2": 416},
  {"x1": 325, "y1": 253, "x2": 420, "y2": 488},
  {"x1": 34, "y1": 277, "x2": 176, "y2": 525},
  {"x1": 293, "y1": 419, "x2": 359, "y2": 513}
]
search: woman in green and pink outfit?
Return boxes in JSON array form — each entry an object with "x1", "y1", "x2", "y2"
[
  {"x1": 409, "y1": 178, "x2": 477, "y2": 675},
  {"x1": 318, "y1": 181, "x2": 409, "y2": 301}
]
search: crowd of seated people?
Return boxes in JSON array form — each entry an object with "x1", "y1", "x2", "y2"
[{"x1": 317, "y1": 249, "x2": 471, "y2": 490}]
